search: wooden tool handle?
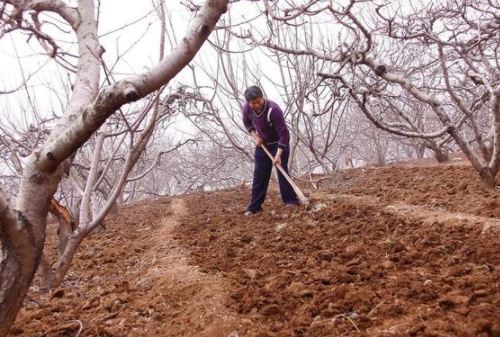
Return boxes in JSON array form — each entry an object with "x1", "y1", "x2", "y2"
[{"x1": 261, "y1": 145, "x2": 308, "y2": 204}]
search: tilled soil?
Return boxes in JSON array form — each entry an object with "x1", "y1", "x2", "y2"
[
  {"x1": 9, "y1": 160, "x2": 500, "y2": 336},
  {"x1": 10, "y1": 199, "x2": 239, "y2": 337},
  {"x1": 331, "y1": 162, "x2": 500, "y2": 218}
]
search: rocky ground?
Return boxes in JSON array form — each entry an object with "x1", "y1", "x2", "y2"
[{"x1": 10, "y1": 157, "x2": 500, "y2": 336}]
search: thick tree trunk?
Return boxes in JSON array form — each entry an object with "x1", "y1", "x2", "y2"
[
  {"x1": 0, "y1": 190, "x2": 41, "y2": 337},
  {"x1": 0, "y1": 243, "x2": 39, "y2": 337}
]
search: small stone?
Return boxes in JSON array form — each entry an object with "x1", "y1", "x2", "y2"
[
  {"x1": 348, "y1": 311, "x2": 359, "y2": 319},
  {"x1": 423, "y1": 279, "x2": 432, "y2": 286},
  {"x1": 244, "y1": 269, "x2": 257, "y2": 280},
  {"x1": 381, "y1": 260, "x2": 395, "y2": 269},
  {"x1": 306, "y1": 258, "x2": 316, "y2": 268},
  {"x1": 450, "y1": 295, "x2": 469, "y2": 305},
  {"x1": 392, "y1": 240, "x2": 407, "y2": 253},
  {"x1": 346, "y1": 257, "x2": 361, "y2": 267}
]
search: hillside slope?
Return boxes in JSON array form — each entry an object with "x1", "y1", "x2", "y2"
[{"x1": 10, "y1": 159, "x2": 500, "y2": 336}]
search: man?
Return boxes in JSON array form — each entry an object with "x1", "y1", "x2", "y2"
[{"x1": 242, "y1": 85, "x2": 299, "y2": 215}]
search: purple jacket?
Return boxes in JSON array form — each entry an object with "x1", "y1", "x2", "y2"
[{"x1": 242, "y1": 99, "x2": 290, "y2": 149}]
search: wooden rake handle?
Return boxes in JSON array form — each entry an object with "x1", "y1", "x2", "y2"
[{"x1": 261, "y1": 145, "x2": 309, "y2": 205}]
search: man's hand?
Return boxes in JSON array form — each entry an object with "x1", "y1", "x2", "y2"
[
  {"x1": 251, "y1": 131, "x2": 263, "y2": 147},
  {"x1": 273, "y1": 148, "x2": 283, "y2": 166}
]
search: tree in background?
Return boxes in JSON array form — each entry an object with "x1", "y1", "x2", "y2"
[{"x1": 224, "y1": 0, "x2": 500, "y2": 187}]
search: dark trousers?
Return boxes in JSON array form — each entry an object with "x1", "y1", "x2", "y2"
[{"x1": 247, "y1": 143, "x2": 299, "y2": 212}]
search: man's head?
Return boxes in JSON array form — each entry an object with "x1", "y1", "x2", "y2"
[{"x1": 244, "y1": 86, "x2": 265, "y2": 113}]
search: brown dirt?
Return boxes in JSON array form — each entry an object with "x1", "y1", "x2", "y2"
[
  {"x1": 330, "y1": 159, "x2": 500, "y2": 219},
  {"x1": 10, "y1": 159, "x2": 500, "y2": 336},
  {"x1": 10, "y1": 198, "x2": 239, "y2": 337}
]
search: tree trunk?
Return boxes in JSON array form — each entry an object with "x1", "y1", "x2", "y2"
[
  {"x1": 0, "y1": 246, "x2": 38, "y2": 337},
  {"x1": 0, "y1": 207, "x2": 41, "y2": 337},
  {"x1": 434, "y1": 146, "x2": 449, "y2": 163},
  {"x1": 377, "y1": 156, "x2": 386, "y2": 167},
  {"x1": 415, "y1": 144, "x2": 425, "y2": 159},
  {"x1": 480, "y1": 167, "x2": 496, "y2": 190},
  {"x1": 71, "y1": 196, "x2": 82, "y2": 224},
  {"x1": 483, "y1": 146, "x2": 493, "y2": 163},
  {"x1": 39, "y1": 232, "x2": 84, "y2": 289},
  {"x1": 39, "y1": 254, "x2": 56, "y2": 290}
]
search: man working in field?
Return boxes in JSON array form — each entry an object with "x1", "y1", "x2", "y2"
[{"x1": 242, "y1": 85, "x2": 299, "y2": 215}]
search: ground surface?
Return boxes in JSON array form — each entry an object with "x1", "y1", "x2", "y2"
[{"x1": 10, "y1": 157, "x2": 500, "y2": 336}]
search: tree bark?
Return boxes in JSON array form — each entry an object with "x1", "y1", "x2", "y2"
[
  {"x1": 433, "y1": 147, "x2": 449, "y2": 163},
  {"x1": 39, "y1": 232, "x2": 84, "y2": 289},
  {"x1": 0, "y1": 187, "x2": 40, "y2": 337},
  {"x1": 48, "y1": 198, "x2": 75, "y2": 257},
  {"x1": 480, "y1": 167, "x2": 496, "y2": 190}
]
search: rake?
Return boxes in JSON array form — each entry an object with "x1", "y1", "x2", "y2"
[{"x1": 261, "y1": 144, "x2": 309, "y2": 205}]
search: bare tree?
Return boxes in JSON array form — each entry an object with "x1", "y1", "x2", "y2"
[
  {"x1": 225, "y1": 0, "x2": 500, "y2": 187},
  {"x1": 37, "y1": 88, "x2": 199, "y2": 289},
  {"x1": 177, "y1": 17, "x2": 348, "y2": 185},
  {"x1": 0, "y1": 0, "x2": 228, "y2": 334}
]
